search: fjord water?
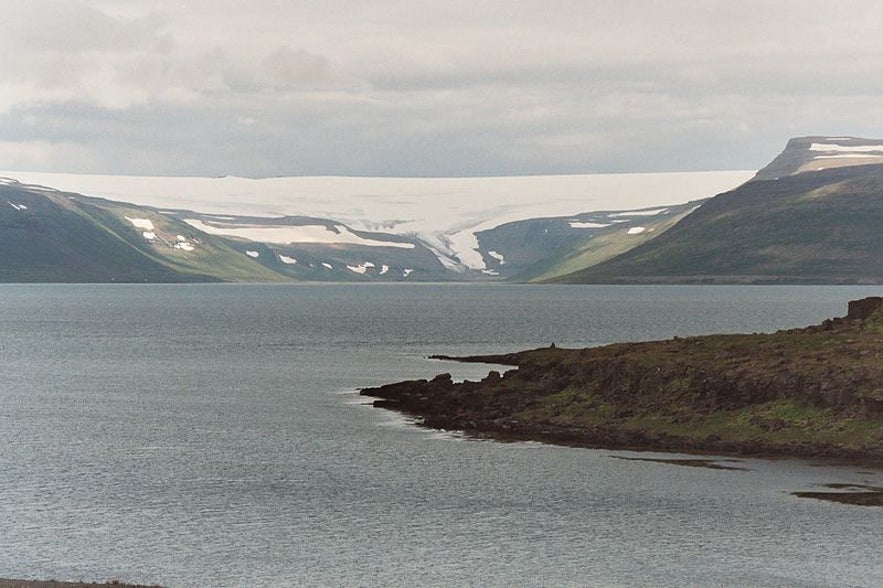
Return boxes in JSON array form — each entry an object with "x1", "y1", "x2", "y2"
[{"x1": 1, "y1": 284, "x2": 881, "y2": 587}]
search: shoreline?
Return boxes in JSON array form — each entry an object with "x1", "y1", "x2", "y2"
[
  {"x1": 361, "y1": 298, "x2": 883, "y2": 504},
  {"x1": 370, "y1": 392, "x2": 883, "y2": 467}
]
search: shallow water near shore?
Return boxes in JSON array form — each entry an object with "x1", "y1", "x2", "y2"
[{"x1": 1, "y1": 283, "x2": 881, "y2": 587}]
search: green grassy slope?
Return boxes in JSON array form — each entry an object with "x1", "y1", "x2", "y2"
[
  {"x1": 0, "y1": 184, "x2": 288, "y2": 282},
  {"x1": 519, "y1": 207, "x2": 696, "y2": 282},
  {"x1": 554, "y1": 164, "x2": 883, "y2": 284}
]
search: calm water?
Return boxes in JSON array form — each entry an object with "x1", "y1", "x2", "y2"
[{"x1": 0, "y1": 284, "x2": 881, "y2": 587}]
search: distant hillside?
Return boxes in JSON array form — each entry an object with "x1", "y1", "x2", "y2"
[
  {"x1": 0, "y1": 169, "x2": 751, "y2": 282},
  {"x1": 0, "y1": 180, "x2": 284, "y2": 282},
  {"x1": 554, "y1": 140, "x2": 883, "y2": 284},
  {"x1": 0, "y1": 169, "x2": 750, "y2": 283},
  {"x1": 480, "y1": 200, "x2": 706, "y2": 282}
]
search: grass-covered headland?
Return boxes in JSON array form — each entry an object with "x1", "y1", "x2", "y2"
[{"x1": 362, "y1": 298, "x2": 883, "y2": 463}]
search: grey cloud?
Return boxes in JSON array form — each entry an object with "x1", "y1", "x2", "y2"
[
  {"x1": 5, "y1": 0, "x2": 170, "y2": 53},
  {"x1": 2, "y1": 0, "x2": 883, "y2": 177},
  {"x1": 257, "y1": 48, "x2": 333, "y2": 88}
]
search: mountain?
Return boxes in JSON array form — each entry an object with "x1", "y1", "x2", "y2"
[
  {"x1": 553, "y1": 137, "x2": 883, "y2": 284},
  {"x1": 0, "y1": 179, "x2": 286, "y2": 282},
  {"x1": 10, "y1": 136, "x2": 883, "y2": 285},
  {"x1": 753, "y1": 136, "x2": 883, "y2": 181},
  {"x1": 477, "y1": 200, "x2": 706, "y2": 281},
  {"x1": 0, "y1": 170, "x2": 749, "y2": 282}
]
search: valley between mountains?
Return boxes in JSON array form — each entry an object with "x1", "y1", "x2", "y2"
[{"x1": 3, "y1": 135, "x2": 883, "y2": 283}]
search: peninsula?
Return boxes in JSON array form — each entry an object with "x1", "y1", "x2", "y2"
[{"x1": 362, "y1": 298, "x2": 883, "y2": 464}]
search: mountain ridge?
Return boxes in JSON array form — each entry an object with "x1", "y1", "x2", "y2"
[
  {"x1": 552, "y1": 138, "x2": 883, "y2": 284},
  {"x1": 0, "y1": 170, "x2": 749, "y2": 282},
  {"x1": 6, "y1": 135, "x2": 883, "y2": 284}
]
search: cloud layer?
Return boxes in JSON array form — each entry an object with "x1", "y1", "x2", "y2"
[{"x1": 1, "y1": 0, "x2": 882, "y2": 176}]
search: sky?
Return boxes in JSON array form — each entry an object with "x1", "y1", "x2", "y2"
[{"x1": 1, "y1": 0, "x2": 882, "y2": 178}]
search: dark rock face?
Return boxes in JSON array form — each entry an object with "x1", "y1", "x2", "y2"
[
  {"x1": 362, "y1": 299, "x2": 883, "y2": 462},
  {"x1": 847, "y1": 297, "x2": 883, "y2": 321}
]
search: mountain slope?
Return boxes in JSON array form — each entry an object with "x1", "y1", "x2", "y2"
[
  {"x1": 0, "y1": 180, "x2": 286, "y2": 282},
  {"x1": 3, "y1": 175, "x2": 742, "y2": 283},
  {"x1": 554, "y1": 162, "x2": 883, "y2": 284},
  {"x1": 0, "y1": 169, "x2": 753, "y2": 277},
  {"x1": 491, "y1": 200, "x2": 704, "y2": 282}
]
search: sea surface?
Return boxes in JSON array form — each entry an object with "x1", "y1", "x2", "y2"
[{"x1": 0, "y1": 283, "x2": 881, "y2": 588}]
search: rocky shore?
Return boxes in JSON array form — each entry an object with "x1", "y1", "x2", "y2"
[{"x1": 362, "y1": 298, "x2": 883, "y2": 464}]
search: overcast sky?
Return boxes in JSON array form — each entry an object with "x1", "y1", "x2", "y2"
[{"x1": 1, "y1": 0, "x2": 882, "y2": 177}]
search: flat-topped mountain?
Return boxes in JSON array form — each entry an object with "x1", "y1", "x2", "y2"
[
  {"x1": 753, "y1": 136, "x2": 883, "y2": 181},
  {"x1": 554, "y1": 138, "x2": 883, "y2": 284}
]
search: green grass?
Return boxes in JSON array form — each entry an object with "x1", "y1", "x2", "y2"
[{"x1": 528, "y1": 210, "x2": 692, "y2": 282}]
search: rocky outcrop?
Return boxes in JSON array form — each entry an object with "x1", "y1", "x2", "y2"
[
  {"x1": 362, "y1": 299, "x2": 883, "y2": 462},
  {"x1": 848, "y1": 296, "x2": 883, "y2": 320}
]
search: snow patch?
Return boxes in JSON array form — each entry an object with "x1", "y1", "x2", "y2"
[
  {"x1": 380, "y1": 264, "x2": 389, "y2": 275},
  {"x1": 176, "y1": 235, "x2": 188, "y2": 242},
  {"x1": 321, "y1": 262, "x2": 333, "y2": 270},
  {"x1": 142, "y1": 231, "x2": 157, "y2": 240},
  {"x1": 347, "y1": 262, "x2": 375, "y2": 274},
  {"x1": 246, "y1": 250, "x2": 260, "y2": 258},
  {"x1": 8, "y1": 202, "x2": 27, "y2": 211},
  {"x1": 569, "y1": 221, "x2": 611, "y2": 228},
  {"x1": 182, "y1": 219, "x2": 414, "y2": 249},
  {"x1": 813, "y1": 153, "x2": 883, "y2": 159},
  {"x1": 174, "y1": 242, "x2": 195, "y2": 251},
  {"x1": 627, "y1": 226, "x2": 647, "y2": 235},
  {"x1": 447, "y1": 229, "x2": 486, "y2": 270},
  {"x1": 487, "y1": 250, "x2": 506, "y2": 265},
  {"x1": 481, "y1": 269, "x2": 500, "y2": 276},
  {"x1": 610, "y1": 209, "x2": 668, "y2": 217},
  {"x1": 809, "y1": 143, "x2": 883, "y2": 153},
  {"x1": 403, "y1": 269, "x2": 414, "y2": 277},
  {"x1": 125, "y1": 216, "x2": 155, "y2": 231},
  {"x1": 278, "y1": 255, "x2": 298, "y2": 265},
  {"x1": 421, "y1": 239, "x2": 470, "y2": 272}
]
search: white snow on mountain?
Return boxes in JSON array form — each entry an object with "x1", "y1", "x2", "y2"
[
  {"x1": 814, "y1": 154, "x2": 883, "y2": 160},
  {"x1": 569, "y1": 221, "x2": 610, "y2": 229},
  {"x1": 182, "y1": 218, "x2": 415, "y2": 249},
  {"x1": 0, "y1": 170, "x2": 753, "y2": 271},
  {"x1": 487, "y1": 251, "x2": 506, "y2": 265},
  {"x1": 809, "y1": 143, "x2": 883, "y2": 153},
  {"x1": 125, "y1": 217, "x2": 155, "y2": 231},
  {"x1": 347, "y1": 262, "x2": 375, "y2": 274},
  {"x1": 609, "y1": 208, "x2": 669, "y2": 217}
]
